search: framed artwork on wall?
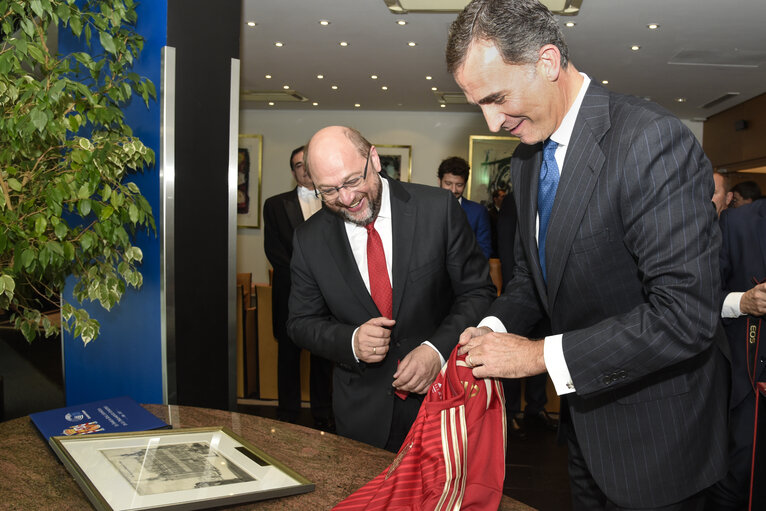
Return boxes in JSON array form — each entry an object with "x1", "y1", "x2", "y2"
[
  {"x1": 467, "y1": 135, "x2": 521, "y2": 207},
  {"x1": 237, "y1": 134, "x2": 263, "y2": 228},
  {"x1": 375, "y1": 144, "x2": 412, "y2": 182}
]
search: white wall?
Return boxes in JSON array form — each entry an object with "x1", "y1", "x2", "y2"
[{"x1": 238, "y1": 108, "x2": 493, "y2": 283}]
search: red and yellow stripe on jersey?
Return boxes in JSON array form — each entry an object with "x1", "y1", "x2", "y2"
[{"x1": 333, "y1": 345, "x2": 506, "y2": 510}]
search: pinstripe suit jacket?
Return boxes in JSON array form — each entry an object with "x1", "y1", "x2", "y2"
[{"x1": 486, "y1": 82, "x2": 728, "y2": 507}]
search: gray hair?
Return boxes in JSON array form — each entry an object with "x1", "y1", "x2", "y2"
[{"x1": 446, "y1": 0, "x2": 569, "y2": 74}]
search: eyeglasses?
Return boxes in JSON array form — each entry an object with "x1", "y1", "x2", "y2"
[{"x1": 314, "y1": 149, "x2": 371, "y2": 201}]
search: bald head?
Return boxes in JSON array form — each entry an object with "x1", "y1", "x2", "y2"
[{"x1": 304, "y1": 126, "x2": 371, "y2": 178}]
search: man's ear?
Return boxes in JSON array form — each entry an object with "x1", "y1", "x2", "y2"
[
  {"x1": 537, "y1": 44, "x2": 561, "y2": 82},
  {"x1": 369, "y1": 145, "x2": 382, "y2": 174}
]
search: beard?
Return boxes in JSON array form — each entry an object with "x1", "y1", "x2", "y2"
[{"x1": 326, "y1": 174, "x2": 383, "y2": 226}]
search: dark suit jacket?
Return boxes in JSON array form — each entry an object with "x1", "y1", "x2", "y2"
[
  {"x1": 287, "y1": 178, "x2": 495, "y2": 448},
  {"x1": 719, "y1": 199, "x2": 766, "y2": 407},
  {"x1": 263, "y1": 188, "x2": 305, "y2": 341},
  {"x1": 486, "y1": 82, "x2": 728, "y2": 507},
  {"x1": 460, "y1": 197, "x2": 492, "y2": 259}
]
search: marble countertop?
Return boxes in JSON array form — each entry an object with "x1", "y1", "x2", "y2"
[{"x1": 0, "y1": 404, "x2": 534, "y2": 510}]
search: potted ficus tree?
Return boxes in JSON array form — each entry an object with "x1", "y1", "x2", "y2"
[{"x1": 0, "y1": 0, "x2": 155, "y2": 344}]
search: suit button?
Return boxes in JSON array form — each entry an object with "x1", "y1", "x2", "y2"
[
  {"x1": 602, "y1": 376, "x2": 612, "y2": 385},
  {"x1": 395, "y1": 342, "x2": 401, "y2": 348}
]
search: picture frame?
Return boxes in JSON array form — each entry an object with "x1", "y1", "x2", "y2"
[
  {"x1": 375, "y1": 144, "x2": 412, "y2": 182},
  {"x1": 237, "y1": 134, "x2": 263, "y2": 228},
  {"x1": 49, "y1": 426, "x2": 314, "y2": 511},
  {"x1": 467, "y1": 135, "x2": 521, "y2": 207}
]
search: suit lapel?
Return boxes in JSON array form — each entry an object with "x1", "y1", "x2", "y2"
[
  {"x1": 513, "y1": 145, "x2": 550, "y2": 309},
  {"x1": 545, "y1": 83, "x2": 610, "y2": 308},
  {"x1": 389, "y1": 179, "x2": 415, "y2": 320},
  {"x1": 321, "y1": 212, "x2": 381, "y2": 318}
]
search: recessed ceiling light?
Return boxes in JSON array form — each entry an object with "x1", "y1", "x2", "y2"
[
  {"x1": 316, "y1": 74, "x2": 324, "y2": 79},
  {"x1": 601, "y1": 80, "x2": 609, "y2": 85},
  {"x1": 381, "y1": 86, "x2": 388, "y2": 90},
  {"x1": 268, "y1": 102, "x2": 274, "y2": 106},
  {"x1": 319, "y1": 20, "x2": 330, "y2": 26},
  {"x1": 265, "y1": 74, "x2": 272, "y2": 79},
  {"x1": 675, "y1": 97, "x2": 687, "y2": 103},
  {"x1": 354, "y1": 103, "x2": 361, "y2": 108},
  {"x1": 440, "y1": 104, "x2": 446, "y2": 108},
  {"x1": 425, "y1": 76, "x2": 432, "y2": 80},
  {"x1": 339, "y1": 41, "x2": 349, "y2": 47},
  {"x1": 408, "y1": 41, "x2": 417, "y2": 47},
  {"x1": 565, "y1": 22, "x2": 576, "y2": 27},
  {"x1": 274, "y1": 41, "x2": 283, "y2": 47},
  {"x1": 647, "y1": 23, "x2": 659, "y2": 30},
  {"x1": 371, "y1": 75, "x2": 378, "y2": 80},
  {"x1": 283, "y1": 85, "x2": 290, "y2": 89},
  {"x1": 631, "y1": 45, "x2": 640, "y2": 51},
  {"x1": 331, "y1": 85, "x2": 338, "y2": 90},
  {"x1": 312, "y1": 102, "x2": 319, "y2": 106},
  {"x1": 397, "y1": 20, "x2": 407, "y2": 26},
  {"x1": 431, "y1": 87, "x2": 437, "y2": 91},
  {"x1": 247, "y1": 21, "x2": 256, "y2": 27}
]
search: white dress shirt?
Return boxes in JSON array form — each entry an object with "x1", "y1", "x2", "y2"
[
  {"x1": 479, "y1": 74, "x2": 591, "y2": 395},
  {"x1": 296, "y1": 185, "x2": 322, "y2": 220},
  {"x1": 346, "y1": 177, "x2": 445, "y2": 366}
]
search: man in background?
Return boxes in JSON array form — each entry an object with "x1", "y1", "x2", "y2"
[
  {"x1": 709, "y1": 199, "x2": 766, "y2": 510},
  {"x1": 288, "y1": 126, "x2": 495, "y2": 451},
  {"x1": 448, "y1": 0, "x2": 728, "y2": 508},
  {"x1": 730, "y1": 180, "x2": 762, "y2": 208},
  {"x1": 438, "y1": 156, "x2": 493, "y2": 259},
  {"x1": 263, "y1": 146, "x2": 333, "y2": 430},
  {"x1": 712, "y1": 172, "x2": 732, "y2": 216},
  {"x1": 488, "y1": 187, "x2": 507, "y2": 257}
]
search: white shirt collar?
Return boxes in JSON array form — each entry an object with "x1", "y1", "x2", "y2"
[{"x1": 549, "y1": 73, "x2": 591, "y2": 157}]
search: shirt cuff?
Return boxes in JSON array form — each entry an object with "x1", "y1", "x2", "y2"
[
  {"x1": 351, "y1": 326, "x2": 360, "y2": 362},
  {"x1": 478, "y1": 316, "x2": 507, "y2": 333},
  {"x1": 422, "y1": 341, "x2": 446, "y2": 368},
  {"x1": 721, "y1": 292, "x2": 744, "y2": 318},
  {"x1": 544, "y1": 334, "x2": 576, "y2": 395}
]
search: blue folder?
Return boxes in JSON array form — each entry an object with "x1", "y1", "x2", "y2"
[{"x1": 30, "y1": 395, "x2": 169, "y2": 438}]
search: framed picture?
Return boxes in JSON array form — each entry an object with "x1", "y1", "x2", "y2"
[
  {"x1": 50, "y1": 426, "x2": 314, "y2": 511},
  {"x1": 467, "y1": 135, "x2": 521, "y2": 207},
  {"x1": 238, "y1": 134, "x2": 263, "y2": 228},
  {"x1": 375, "y1": 144, "x2": 412, "y2": 182}
]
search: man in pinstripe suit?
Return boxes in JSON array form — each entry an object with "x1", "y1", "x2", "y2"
[{"x1": 448, "y1": 1, "x2": 729, "y2": 509}]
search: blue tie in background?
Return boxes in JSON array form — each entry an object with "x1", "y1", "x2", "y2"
[{"x1": 537, "y1": 139, "x2": 559, "y2": 282}]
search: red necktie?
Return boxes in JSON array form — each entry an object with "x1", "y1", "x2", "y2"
[{"x1": 365, "y1": 222, "x2": 392, "y2": 319}]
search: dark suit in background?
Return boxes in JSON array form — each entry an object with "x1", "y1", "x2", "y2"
[
  {"x1": 288, "y1": 176, "x2": 495, "y2": 449},
  {"x1": 263, "y1": 187, "x2": 332, "y2": 425},
  {"x1": 460, "y1": 197, "x2": 492, "y2": 259},
  {"x1": 709, "y1": 199, "x2": 766, "y2": 510}
]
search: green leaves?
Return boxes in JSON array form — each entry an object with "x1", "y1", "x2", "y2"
[{"x1": 1, "y1": 0, "x2": 156, "y2": 344}]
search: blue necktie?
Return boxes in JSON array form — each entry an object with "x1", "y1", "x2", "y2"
[{"x1": 537, "y1": 139, "x2": 559, "y2": 282}]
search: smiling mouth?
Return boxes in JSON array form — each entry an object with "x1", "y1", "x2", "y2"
[
  {"x1": 347, "y1": 197, "x2": 364, "y2": 209},
  {"x1": 505, "y1": 119, "x2": 523, "y2": 133}
]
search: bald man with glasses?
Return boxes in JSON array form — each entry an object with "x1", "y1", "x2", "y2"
[{"x1": 287, "y1": 126, "x2": 495, "y2": 451}]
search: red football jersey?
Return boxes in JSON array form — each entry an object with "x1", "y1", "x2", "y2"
[{"x1": 333, "y1": 346, "x2": 506, "y2": 510}]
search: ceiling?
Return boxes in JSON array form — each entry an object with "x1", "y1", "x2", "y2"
[{"x1": 240, "y1": 0, "x2": 766, "y2": 121}]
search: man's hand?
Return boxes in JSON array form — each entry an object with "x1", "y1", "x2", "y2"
[
  {"x1": 740, "y1": 282, "x2": 766, "y2": 317},
  {"x1": 458, "y1": 330, "x2": 546, "y2": 379},
  {"x1": 354, "y1": 317, "x2": 396, "y2": 363},
  {"x1": 392, "y1": 345, "x2": 442, "y2": 394},
  {"x1": 458, "y1": 325, "x2": 493, "y2": 346}
]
